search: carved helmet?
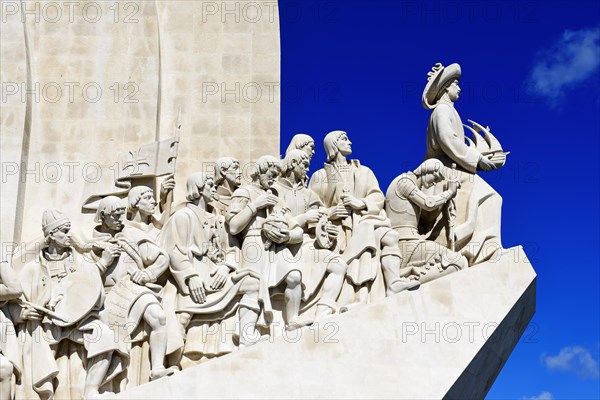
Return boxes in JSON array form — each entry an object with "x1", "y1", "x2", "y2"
[{"x1": 422, "y1": 63, "x2": 461, "y2": 110}]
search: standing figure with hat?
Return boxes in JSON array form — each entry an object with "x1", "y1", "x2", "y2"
[
  {"x1": 15, "y1": 209, "x2": 128, "y2": 399},
  {"x1": 422, "y1": 63, "x2": 508, "y2": 265}
]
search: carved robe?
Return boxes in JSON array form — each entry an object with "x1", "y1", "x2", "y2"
[
  {"x1": 164, "y1": 203, "x2": 261, "y2": 354},
  {"x1": 272, "y1": 178, "x2": 340, "y2": 301},
  {"x1": 211, "y1": 185, "x2": 243, "y2": 274},
  {"x1": 227, "y1": 184, "x2": 301, "y2": 325},
  {"x1": 161, "y1": 203, "x2": 260, "y2": 315},
  {"x1": 425, "y1": 102, "x2": 503, "y2": 265},
  {"x1": 91, "y1": 227, "x2": 163, "y2": 344},
  {"x1": 116, "y1": 219, "x2": 182, "y2": 383},
  {"x1": 309, "y1": 160, "x2": 391, "y2": 286},
  {"x1": 16, "y1": 249, "x2": 127, "y2": 400}
]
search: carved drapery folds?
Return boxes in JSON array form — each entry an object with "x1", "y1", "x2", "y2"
[{"x1": 3, "y1": 62, "x2": 508, "y2": 399}]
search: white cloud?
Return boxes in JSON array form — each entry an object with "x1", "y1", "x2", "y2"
[
  {"x1": 526, "y1": 26, "x2": 600, "y2": 105},
  {"x1": 520, "y1": 391, "x2": 554, "y2": 400},
  {"x1": 541, "y1": 346, "x2": 600, "y2": 379}
]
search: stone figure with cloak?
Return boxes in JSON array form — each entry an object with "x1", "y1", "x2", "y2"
[
  {"x1": 111, "y1": 186, "x2": 182, "y2": 384},
  {"x1": 160, "y1": 173, "x2": 263, "y2": 365},
  {"x1": 422, "y1": 63, "x2": 508, "y2": 265},
  {"x1": 227, "y1": 155, "x2": 308, "y2": 330},
  {"x1": 16, "y1": 210, "x2": 128, "y2": 400},
  {"x1": 272, "y1": 149, "x2": 347, "y2": 322},
  {"x1": 89, "y1": 195, "x2": 178, "y2": 388},
  {"x1": 309, "y1": 131, "x2": 417, "y2": 308}
]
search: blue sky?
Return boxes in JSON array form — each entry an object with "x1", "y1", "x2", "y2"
[{"x1": 278, "y1": 1, "x2": 600, "y2": 398}]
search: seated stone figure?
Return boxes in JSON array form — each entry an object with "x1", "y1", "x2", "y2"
[
  {"x1": 272, "y1": 149, "x2": 347, "y2": 321},
  {"x1": 0, "y1": 261, "x2": 23, "y2": 400},
  {"x1": 90, "y1": 195, "x2": 175, "y2": 383},
  {"x1": 309, "y1": 130, "x2": 417, "y2": 307},
  {"x1": 227, "y1": 155, "x2": 307, "y2": 330},
  {"x1": 16, "y1": 209, "x2": 127, "y2": 400},
  {"x1": 161, "y1": 173, "x2": 262, "y2": 358},
  {"x1": 386, "y1": 159, "x2": 468, "y2": 283}
]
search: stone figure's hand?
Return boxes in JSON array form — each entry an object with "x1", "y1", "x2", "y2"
[
  {"x1": 264, "y1": 227, "x2": 290, "y2": 244},
  {"x1": 304, "y1": 208, "x2": 325, "y2": 224},
  {"x1": 22, "y1": 306, "x2": 43, "y2": 321},
  {"x1": 447, "y1": 178, "x2": 459, "y2": 195},
  {"x1": 478, "y1": 155, "x2": 497, "y2": 171},
  {"x1": 329, "y1": 204, "x2": 349, "y2": 220},
  {"x1": 160, "y1": 174, "x2": 176, "y2": 196},
  {"x1": 187, "y1": 276, "x2": 206, "y2": 304},
  {"x1": 340, "y1": 194, "x2": 366, "y2": 211},
  {"x1": 47, "y1": 294, "x2": 64, "y2": 311},
  {"x1": 131, "y1": 270, "x2": 151, "y2": 285},
  {"x1": 253, "y1": 193, "x2": 279, "y2": 210},
  {"x1": 324, "y1": 223, "x2": 339, "y2": 238},
  {"x1": 210, "y1": 265, "x2": 230, "y2": 291},
  {"x1": 100, "y1": 245, "x2": 121, "y2": 267}
]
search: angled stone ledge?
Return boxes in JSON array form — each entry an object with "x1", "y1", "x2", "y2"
[{"x1": 114, "y1": 246, "x2": 536, "y2": 399}]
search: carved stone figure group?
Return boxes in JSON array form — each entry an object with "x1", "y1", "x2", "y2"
[{"x1": 1, "y1": 63, "x2": 507, "y2": 399}]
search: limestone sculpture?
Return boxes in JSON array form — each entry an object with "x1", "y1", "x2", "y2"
[
  {"x1": 385, "y1": 159, "x2": 468, "y2": 284},
  {"x1": 91, "y1": 196, "x2": 175, "y2": 387},
  {"x1": 3, "y1": 62, "x2": 517, "y2": 400},
  {"x1": 272, "y1": 149, "x2": 347, "y2": 322},
  {"x1": 212, "y1": 157, "x2": 243, "y2": 215},
  {"x1": 119, "y1": 188, "x2": 179, "y2": 383},
  {"x1": 308, "y1": 131, "x2": 418, "y2": 308},
  {"x1": 160, "y1": 172, "x2": 263, "y2": 358},
  {"x1": 285, "y1": 133, "x2": 316, "y2": 160},
  {"x1": 226, "y1": 156, "x2": 308, "y2": 330},
  {"x1": 16, "y1": 210, "x2": 127, "y2": 399},
  {"x1": 423, "y1": 63, "x2": 508, "y2": 265}
]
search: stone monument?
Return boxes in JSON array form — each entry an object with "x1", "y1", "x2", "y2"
[{"x1": 1, "y1": 1, "x2": 535, "y2": 399}]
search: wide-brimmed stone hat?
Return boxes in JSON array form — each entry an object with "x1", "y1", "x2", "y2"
[{"x1": 422, "y1": 63, "x2": 461, "y2": 110}]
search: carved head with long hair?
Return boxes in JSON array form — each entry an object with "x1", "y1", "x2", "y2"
[
  {"x1": 285, "y1": 134, "x2": 315, "y2": 159},
  {"x1": 186, "y1": 172, "x2": 216, "y2": 203},
  {"x1": 324, "y1": 130, "x2": 352, "y2": 162}
]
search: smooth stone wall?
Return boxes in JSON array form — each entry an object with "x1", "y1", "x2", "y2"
[{"x1": 0, "y1": 0, "x2": 280, "y2": 256}]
